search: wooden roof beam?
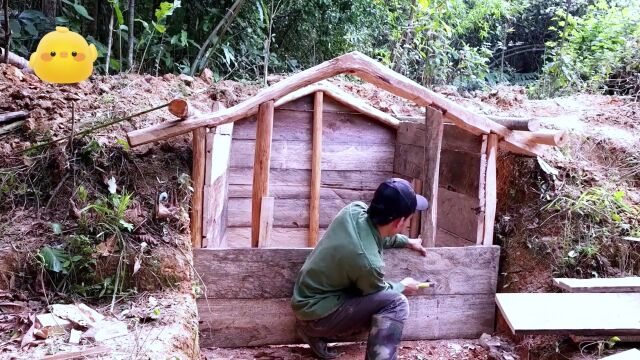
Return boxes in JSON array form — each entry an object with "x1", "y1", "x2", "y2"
[{"x1": 127, "y1": 51, "x2": 545, "y2": 156}]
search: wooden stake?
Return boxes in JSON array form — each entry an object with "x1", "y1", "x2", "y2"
[
  {"x1": 410, "y1": 179, "x2": 423, "y2": 239},
  {"x1": 191, "y1": 127, "x2": 206, "y2": 248},
  {"x1": 258, "y1": 196, "x2": 275, "y2": 247},
  {"x1": 309, "y1": 91, "x2": 323, "y2": 247},
  {"x1": 476, "y1": 135, "x2": 488, "y2": 245},
  {"x1": 251, "y1": 101, "x2": 275, "y2": 247},
  {"x1": 421, "y1": 107, "x2": 444, "y2": 247},
  {"x1": 483, "y1": 134, "x2": 498, "y2": 246}
]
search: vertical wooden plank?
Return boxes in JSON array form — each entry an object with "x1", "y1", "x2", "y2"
[
  {"x1": 202, "y1": 129, "x2": 215, "y2": 248},
  {"x1": 476, "y1": 135, "x2": 488, "y2": 245},
  {"x1": 483, "y1": 134, "x2": 498, "y2": 246},
  {"x1": 251, "y1": 101, "x2": 275, "y2": 248},
  {"x1": 191, "y1": 127, "x2": 206, "y2": 248},
  {"x1": 258, "y1": 197, "x2": 275, "y2": 247},
  {"x1": 410, "y1": 179, "x2": 423, "y2": 238},
  {"x1": 309, "y1": 92, "x2": 323, "y2": 247},
  {"x1": 421, "y1": 107, "x2": 444, "y2": 247}
]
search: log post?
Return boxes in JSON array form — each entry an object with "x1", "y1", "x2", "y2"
[
  {"x1": 309, "y1": 91, "x2": 323, "y2": 247},
  {"x1": 258, "y1": 197, "x2": 275, "y2": 247},
  {"x1": 251, "y1": 101, "x2": 275, "y2": 248},
  {"x1": 410, "y1": 179, "x2": 423, "y2": 239},
  {"x1": 483, "y1": 134, "x2": 498, "y2": 246},
  {"x1": 476, "y1": 135, "x2": 488, "y2": 245},
  {"x1": 421, "y1": 106, "x2": 444, "y2": 247},
  {"x1": 191, "y1": 127, "x2": 206, "y2": 248}
]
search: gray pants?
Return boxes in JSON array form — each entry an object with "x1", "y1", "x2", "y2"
[{"x1": 297, "y1": 290, "x2": 409, "y2": 339}]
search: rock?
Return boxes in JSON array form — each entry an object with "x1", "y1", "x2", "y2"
[
  {"x1": 200, "y1": 68, "x2": 214, "y2": 85},
  {"x1": 83, "y1": 319, "x2": 128, "y2": 342},
  {"x1": 448, "y1": 343, "x2": 463, "y2": 353},
  {"x1": 178, "y1": 74, "x2": 194, "y2": 85},
  {"x1": 479, "y1": 333, "x2": 501, "y2": 349},
  {"x1": 69, "y1": 328, "x2": 82, "y2": 344},
  {"x1": 35, "y1": 313, "x2": 72, "y2": 336},
  {"x1": 50, "y1": 303, "x2": 105, "y2": 327}
]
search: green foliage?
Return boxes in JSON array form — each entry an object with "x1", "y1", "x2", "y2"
[
  {"x1": 37, "y1": 184, "x2": 136, "y2": 298},
  {"x1": 542, "y1": 187, "x2": 640, "y2": 275},
  {"x1": 3, "y1": 0, "x2": 638, "y2": 93},
  {"x1": 534, "y1": 0, "x2": 640, "y2": 96}
]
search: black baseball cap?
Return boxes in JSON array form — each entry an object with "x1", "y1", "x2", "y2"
[{"x1": 367, "y1": 178, "x2": 429, "y2": 225}]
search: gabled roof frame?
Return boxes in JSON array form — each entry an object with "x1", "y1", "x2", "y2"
[{"x1": 127, "y1": 51, "x2": 545, "y2": 156}]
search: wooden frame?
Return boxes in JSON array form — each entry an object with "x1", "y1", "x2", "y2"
[
  {"x1": 308, "y1": 91, "x2": 323, "y2": 247},
  {"x1": 483, "y1": 134, "x2": 498, "y2": 246},
  {"x1": 191, "y1": 127, "x2": 206, "y2": 248},
  {"x1": 421, "y1": 107, "x2": 444, "y2": 247},
  {"x1": 128, "y1": 52, "x2": 556, "y2": 156},
  {"x1": 251, "y1": 101, "x2": 275, "y2": 247}
]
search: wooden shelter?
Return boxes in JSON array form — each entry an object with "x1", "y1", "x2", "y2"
[{"x1": 127, "y1": 52, "x2": 565, "y2": 347}]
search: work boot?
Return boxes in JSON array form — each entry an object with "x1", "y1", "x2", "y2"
[
  {"x1": 365, "y1": 315, "x2": 405, "y2": 360},
  {"x1": 296, "y1": 327, "x2": 340, "y2": 359}
]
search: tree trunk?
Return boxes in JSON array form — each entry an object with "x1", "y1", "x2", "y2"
[
  {"x1": 3, "y1": 0, "x2": 9, "y2": 63},
  {"x1": 190, "y1": 0, "x2": 246, "y2": 76},
  {"x1": 263, "y1": 26, "x2": 271, "y2": 87},
  {"x1": 105, "y1": 10, "x2": 114, "y2": 75},
  {"x1": 127, "y1": 0, "x2": 135, "y2": 70},
  {"x1": 42, "y1": 0, "x2": 57, "y2": 18}
]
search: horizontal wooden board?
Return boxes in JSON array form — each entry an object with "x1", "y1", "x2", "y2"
[
  {"x1": 233, "y1": 110, "x2": 395, "y2": 144},
  {"x1": 226, "y1": 227, "x2": 327, "y2": 248},
  {"x1": 397, "y1": 122, "x2": 481, "y2": 153},
  {"x1": 228, "y1": 168, "x2": 392, "y2": 190},
  {"x1": 227, "y1": 197, "x2": 350, "y2": 228},
  {"x1": 226, "y1": 227, "x2": 473, "y2": 248},
  {"x1": 230, "y1": 140, "x2": 395, "y2": 171},
  {"x1": 193, "y1": 247, "x2": 499, "y2": 299},
  {"x1": 276, "y1": 94, "x2": 365, "y2": 114},
  {"x1": 553, "y1": 277, "x2": 640, "y2": 293},
  {"x1": 198, "y1": 294, "x2": 495, "y2": 347},
  {"x1": 228, "y1": 184, "x2": 374, "y2": 201},
  {"x1": 437, "y1": 188, "x2": 480, "y2": 242},
  {"x1": 436, "y1": 228, "x2": 475, "y2": 247},
  {"x1": 394, "y1": 145, "x2": 480, "y2": 197},
  {"x1": 496, "y1": 293, "x2": 640, "y2": 335}
]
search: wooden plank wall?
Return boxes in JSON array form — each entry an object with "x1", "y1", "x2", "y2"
[
  {"x1": 203, "y1": 121, "x2": 234, "y2": 248},
  {"x1": 195, "y1": 246, "x2": 500, "y2": 347},
  {"x1": 226, "y1": 95, "x2": 395, "y2": 247},
  {"x1": 394, "y1": 122, "x2": 483, "y2": 246}
]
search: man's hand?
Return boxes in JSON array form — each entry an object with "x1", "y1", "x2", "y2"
[
  {"x1": 400, "y1": 277, "x2": 421, "y2": 296},
  {"x1": 406, "y1": 238, "x2": 427, "y2": 256}
]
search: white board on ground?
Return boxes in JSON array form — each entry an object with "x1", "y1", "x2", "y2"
[
  {"x1": 601, "y1": 349, "x2": 640, "y2": 359},
  {"x1": 553, "y1": 277, "x2": 640, "y2": 293},
  {"x1": 496, "y1": 293, "x2": 640, "y2": 335}
]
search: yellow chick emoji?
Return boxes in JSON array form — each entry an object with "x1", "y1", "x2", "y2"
[{"x1": 29, "y1": 27, "x2": 98, "y2": 84}]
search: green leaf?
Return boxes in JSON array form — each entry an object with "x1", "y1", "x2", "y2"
[
  {"x1": 51, "y1": 222, "x2": 63, "y2": 235},
  {"x1": 119, "y1": 219, "x2": 134, "y2": 231},
  {"x1": 64, "y1": 0, "x2": 94, "y2": 20},
  {"x1": 109, "y1": 0, "x2": 124, "y2": 26},
  {"x1": 155, "y1": 0, "x2": 181, "y2": 22},
  {"x1": 115, "y1": 138, "x2": 130, "y2": 151},
  {"x1": 39, "y1": 247, "x2": 67, "y2": 273},
  {"x1": 23, "y1": 22, "x2": 38, "y2": 36},
  {"x1": 152, "y1": 21, "x2": 166, "y2": 33}
]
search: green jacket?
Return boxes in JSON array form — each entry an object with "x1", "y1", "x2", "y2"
[{"x1": 291, "y1": 201, "x2": 409, "y2": 321}]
